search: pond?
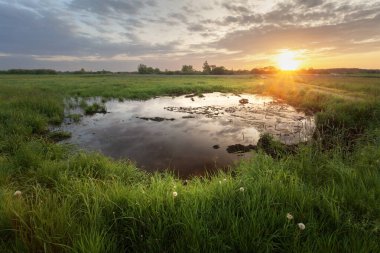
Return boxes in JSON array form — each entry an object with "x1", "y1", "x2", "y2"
[{"x1": 58, "y1": 93, "x2": 315, "y2": 178}]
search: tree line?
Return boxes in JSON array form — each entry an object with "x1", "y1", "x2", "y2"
[
  {"x1": 0, "y1": 68, "x2": 112, "y2": 75},
  {"x1": 1, "y1": 64, "x2": 379, "y2": 75},
  {"x1": 137, "y1": 61, "x2": 281, "y2": 75},
  {"x1": 0, "y1": 69, "x2": 58, "y2": 75},
  {"x1": 137, "y1": 61, "x2": 236, "y2": 75}
]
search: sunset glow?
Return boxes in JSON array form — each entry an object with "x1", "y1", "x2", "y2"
[
  {"x1": 277, "y1": 51, "x2": 301, "y2": 71},
  {"x1": 1, "y1": 1, "x2": 380, "y2": 70}
]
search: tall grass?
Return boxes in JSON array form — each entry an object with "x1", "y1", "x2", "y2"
[{"x1": 0, "y1": 74, "x2": 379, "y2": 252}]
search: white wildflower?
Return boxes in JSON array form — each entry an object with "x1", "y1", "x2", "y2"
[
  {"x1": 297, "y1": 223, "x2": 306, "y2": 230},
  {"x1": 172, "y1": 191, "x2": 178, "y2": 197},
  {"x1": 13, "y1": 191, "x2": 22, "y2": 198},
  {"x1": 286, "y1": 213, "x2": 294, "y2": 220},
  {"x1": 239, "y1": 187, "x2": 245, "y2": 192},
  {"x1": 223, "y1": 178, "x2": 227, "y2": 182}
]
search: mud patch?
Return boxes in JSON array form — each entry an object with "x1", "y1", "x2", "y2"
[
  {"x1": 137, "y1": 117, "x2": 175, "y2": 122},
  {"x1": 226, "y1": 144, "x2": 257, "y2": 154}
]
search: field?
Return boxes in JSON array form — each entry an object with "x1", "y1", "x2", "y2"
[{"x1": 0, "y1": 74, "x2": 379, "y2": 252}]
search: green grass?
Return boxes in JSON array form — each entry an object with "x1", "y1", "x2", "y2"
[
  {"x1": 0, "y1": 74, "x2": 255, "y2": 99},
  {"x1": 83, "y1": 102, "x2": 107, "y2": 115},
  {"x1": 0, "y1": 74, "x2": 379, "y2": 252},
  {"x1": 47, "y1": 131, "x2": 72, "y2": 142},
  {"x1": 67, "y1": 114, "x2": 82, "y2": 123}
]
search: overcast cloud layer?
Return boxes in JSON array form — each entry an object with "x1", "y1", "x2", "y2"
[{"x1": 0, "y1": 0, "x2": 380, "y2": 71}]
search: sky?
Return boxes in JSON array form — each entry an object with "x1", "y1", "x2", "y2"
[{"x1": 1, "y1": 0, "x2": 380, "y2": 71}]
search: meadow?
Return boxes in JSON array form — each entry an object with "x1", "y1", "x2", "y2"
[{"x1": 0, "y1": 74, "x2": 379, "y2": 252}]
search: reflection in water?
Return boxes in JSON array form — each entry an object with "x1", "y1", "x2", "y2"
[{"x1": 59, "y1": 93, "x2": 315, "y2": 178}]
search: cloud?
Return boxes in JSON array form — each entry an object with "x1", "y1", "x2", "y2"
[
  {"x1": 215, "y1": 14, "x2": 380, "y2": 57},
  {"x1": 69, "y1": 0, "x2": 156, "y2": 15},
  {"x1": 168, "y1": 12, "x2": 188, "y2": 23},
  {"x1": 1, "y1": 0, "x2": 380, "y2": 70},
  {"x1": 292, "y1": 0, "x2": 324, "y2": 8},
  {"x1": 220, "y1": 14, "x2": 263, "y2": 26},
  {"x1": 221, "y1": 2, "x2": 250, "y2": 14},
  {"x1": 211, "y1": 0, "x2": 380, "y2": 60},
  {"x1": 0, "y1": 3, "x2": 90, "y2": 56},
  {"x1": 0, "y1": 53, "x2": 11, "y2": 57},
  {"x1": 0, "y1": 3, "x2": 180, "y2": 58},
  {"x1": 263, "y1": 0, "x2": 380, "y2": 25},
  {"x1": 188, "y1": 24, "x2": 207, "y2": 32},
  {"x1": 33, "y1": 54, "x2": 143, "y2": 62}
]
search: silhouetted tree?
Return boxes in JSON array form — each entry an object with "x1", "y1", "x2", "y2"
[
  {"x1": 5, "y1": 69, "x2": 57, "y2": 75},
  {"x1": 202, "y1": 61, "x2": 211, "y2": 74},
  {"x1": 181, "y1": 65, "x2": 194, "y2": 73},
  {"x1": 138, "y1": 64, "x2": 160, "y2": 74},
  {"x1": 210, "y1": 66, "x2": 232, "y2": 75},
  {"x1": 138, "y1": 64, "x2": 148, "y2": 74},
  {"x1": 250, "y1": 66, "x2": 278, "y2": 74}
]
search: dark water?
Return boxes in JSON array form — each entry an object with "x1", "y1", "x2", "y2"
[{"x1": 59, "y1": 93, "x2": 315, "y2": 177}]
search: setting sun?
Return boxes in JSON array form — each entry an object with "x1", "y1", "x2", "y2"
[{"x1": 277, "y1": 51, "x2": 301, "y2": 71}]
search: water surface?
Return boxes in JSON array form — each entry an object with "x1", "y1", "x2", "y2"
[{"x1": 60, "y1": 93, "x2": 315, "y2": 177}]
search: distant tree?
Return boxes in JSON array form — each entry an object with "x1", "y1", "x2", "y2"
[
  {"x1": 262, "y1": 66, "x2": 278, "y2": 74},
  {"x1": 138, "y1": 64, "x2": 148, "y2": 74},
  {"x1": 211, "y1": 66, "x2": 228, "y2": 75},
  {"x1": 138, "y1": 64, "x2": 160, "y2": 74},
  {"x1": 6, "y1": 69, "x2": 57, "y2": 75},
  {"x1": 95, "y1": 69, "x2": 112, "y2": 74},
  {"x1": 72, "y1": 68, "x2": 88, "y2": 74},
  {"x1": 250, "y1": 68, "x2": 261, "y2": 74},
  {"x1": 250, "y1": 66, "x2": 278, "y2": 74},
  {"x1": 181, "y1": 65, "x2": 194, "y2": 74},
  {"x1": 202, "y1": 61, "x2": 211, "y2": 74},
  {"x1": 146, "y1": 66, "x2": 154, "y2": 74},
  {"x1": 234, "y1": 69, "x2": 250, "y2": 75}
]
